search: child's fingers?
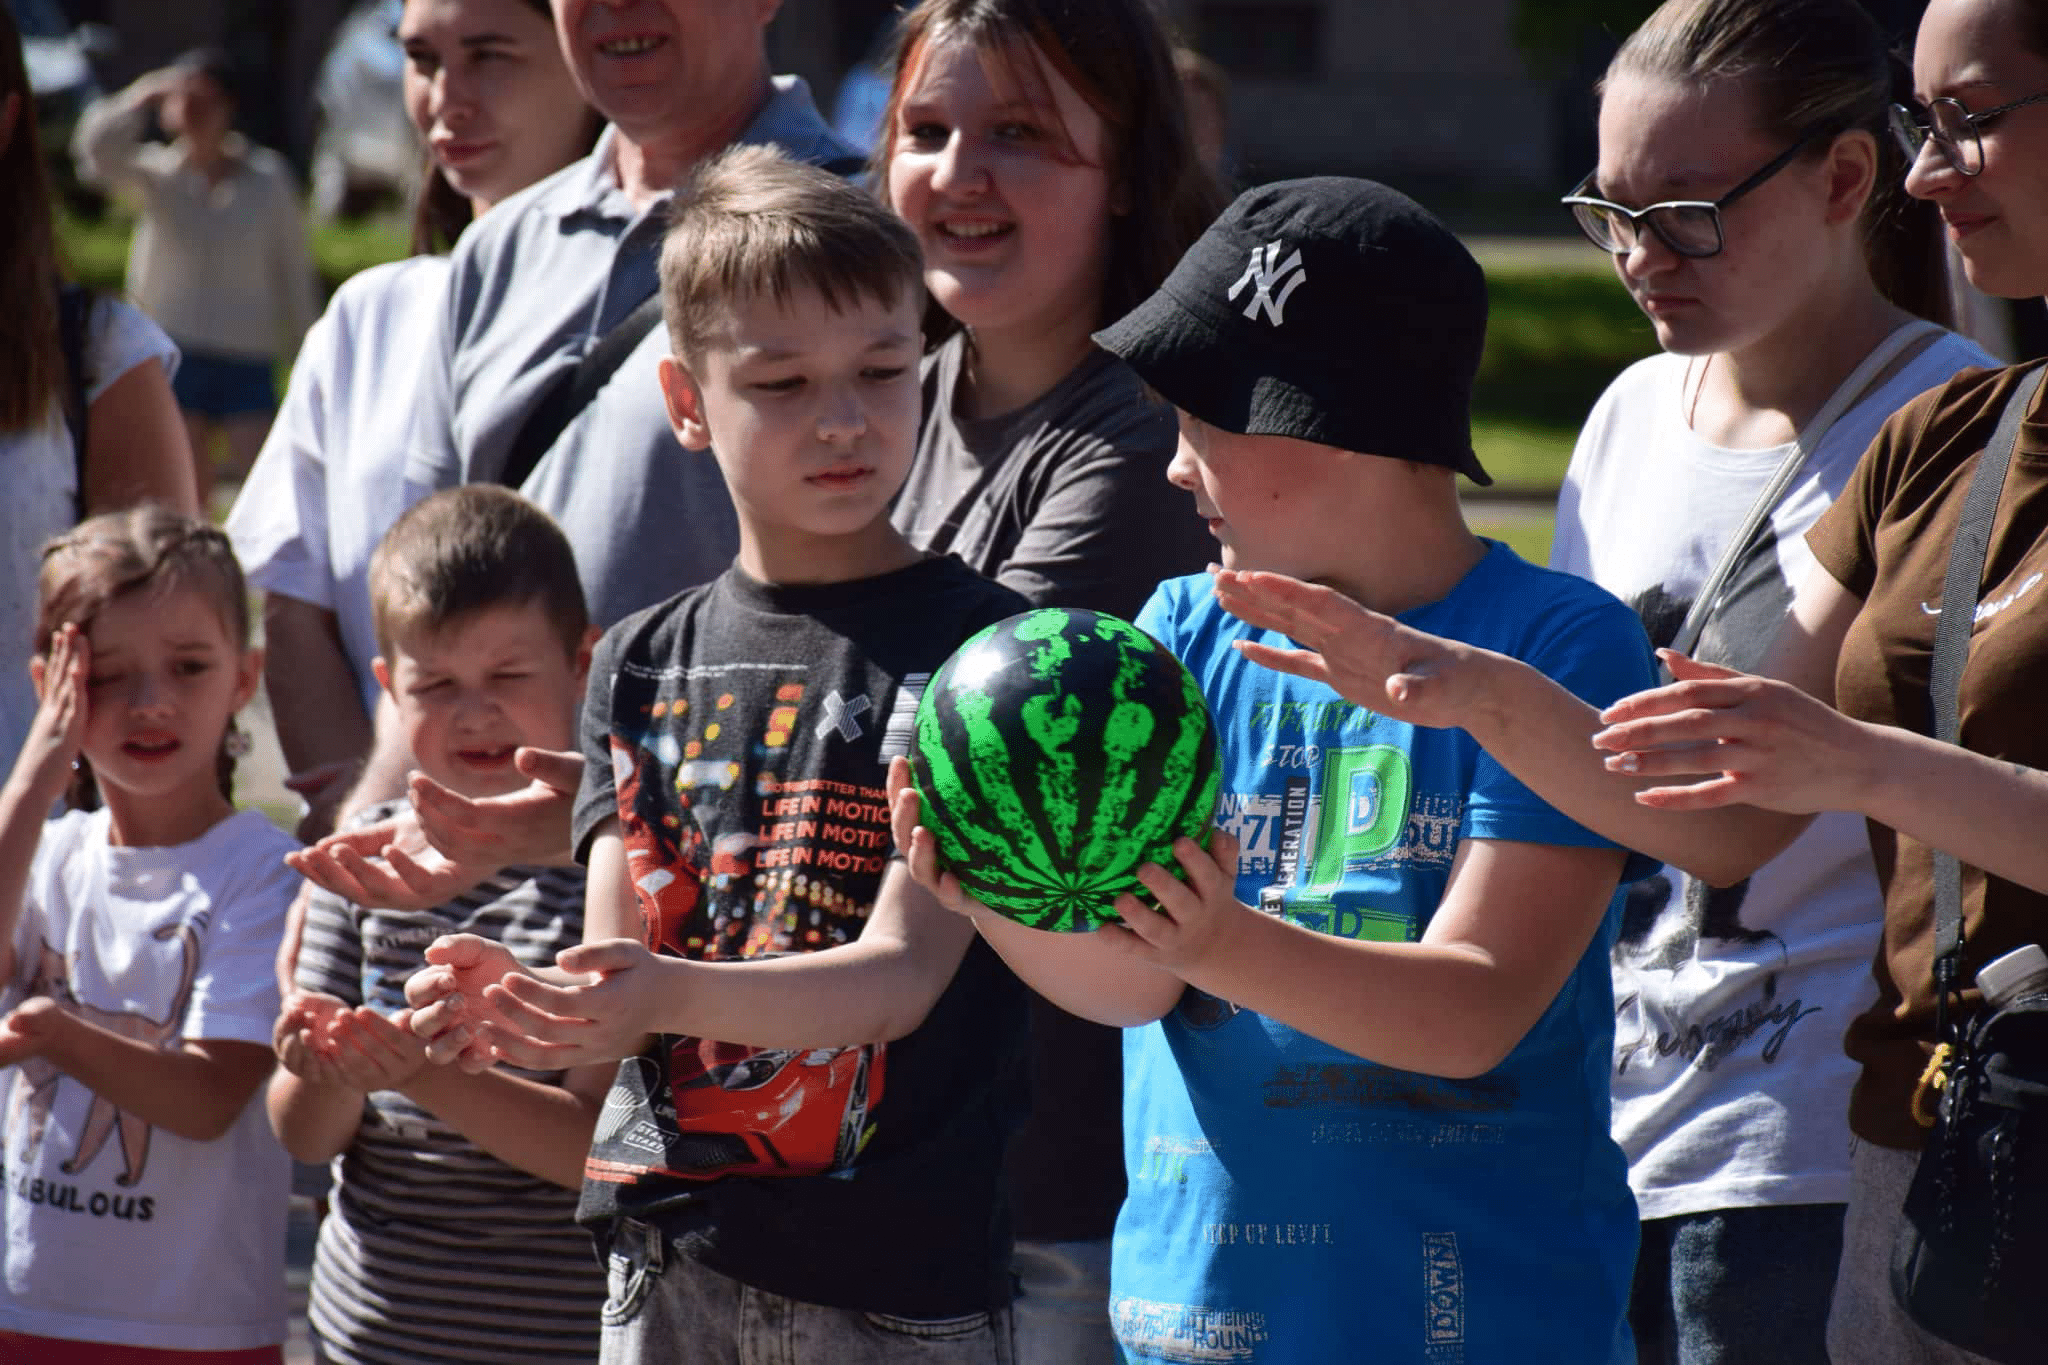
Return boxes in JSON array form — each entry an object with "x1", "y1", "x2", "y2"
[
  {"x1": 296, "y1": 846, "x2": 380, "y2": 905},
  {"x1": 885, "y1": 760, "x2": 921, "y2": 858},
  {"x1": 1110, "y1": 891, "x2": 1173, "y2": 951},
  {"x1": 465, "y1": 1020, "x2": 570, "y2": 1072},
  {"x1": 555, "y1": 939, "x2": 641, "y2": 977},
  {"x1": 1171, "y1": 831, "x2": 1237, "y2": 899},
  {"x1": 422, "y1": 1019, "x2": 479, "y2": 1067},
  {"x1": 489, "y1": 975, "x2": 598, "y2": 1032},
  {"x1": 903, "y1": 825, "x2": 946, "y2": 897},
  {"x1": 410, "y1": 774, "x2": 495, "y2": 845},
  {"x1": 514, "y1": 745, "x2": 586, "y2": 792},
  {"x1": 422, "y1": 933, "x2": 492, "y2": 971},
  {"x1": 1133, "y1": 860, "x2": 1198, "y2": 921},
  {"x1": 407, "y1": 993, "x2": 466, "y2": 1043},
  {"x1": 403, "y1": 964, "x2": 458, "y2": 1009}
]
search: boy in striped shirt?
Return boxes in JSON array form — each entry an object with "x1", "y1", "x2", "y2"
[{"x1": 266, "y1": 485, "x2": 608, "y2": 1364}]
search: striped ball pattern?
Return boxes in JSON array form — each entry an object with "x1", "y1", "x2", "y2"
[{"x1": 911, "y1": 608, "x2": 1221, "y2": 932}]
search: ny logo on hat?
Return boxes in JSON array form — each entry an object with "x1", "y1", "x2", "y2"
[{"x1": 1228, "y1": 241, "x2": 1307, "y2": 326}]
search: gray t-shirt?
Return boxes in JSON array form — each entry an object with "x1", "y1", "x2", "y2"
[
  {"x1": 404, "y1": 78, "x2": 859, "y2": 628},
  {"x1": 891, "y1": 333, "x2": 1211, "y2": 1242},
  {"x1": 892, "y1": 334, "x2": 1210, "y2": 622}
]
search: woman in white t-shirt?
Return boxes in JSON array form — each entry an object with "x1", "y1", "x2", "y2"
[
  {"x1": 0, "y1": 507, "x2": 299, "y2": 1362},
  {"x1": 225, "y1": 0, "x2": 597, "y2": 842},
  {"x1": 0, "y1": 11, "x2": 200, "y2": 772},
  {"x1": 1546, "y1": 0, "x2": 1992, "y2": 1359}
]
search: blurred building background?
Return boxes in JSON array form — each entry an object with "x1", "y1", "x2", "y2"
[{"x1": 19, "y1": 0, "x2": 1936, "y2": 220}]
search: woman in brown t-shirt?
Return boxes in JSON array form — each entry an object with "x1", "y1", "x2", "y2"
[{"x1": 1209, "y1": 4, "x2": 2048, "y2": 1360}]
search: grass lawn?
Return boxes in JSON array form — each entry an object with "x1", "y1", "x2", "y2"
[{"x1": 1470, "y1": 261, "x2": 1655, "y2": 492}]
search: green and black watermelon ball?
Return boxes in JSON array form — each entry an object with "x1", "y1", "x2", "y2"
[{"x1": 910, "y1": 607, "x2": 1222, "y2": 933}]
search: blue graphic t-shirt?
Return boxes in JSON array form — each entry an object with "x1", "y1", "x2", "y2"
[{"x1": 1118, "y1": 544, "x2": 1656, "y2": 1365}]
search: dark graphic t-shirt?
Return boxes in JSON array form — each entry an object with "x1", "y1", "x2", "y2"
[{"x1": 570, "y1": 555, "x2": 1031, "y2": 1317}]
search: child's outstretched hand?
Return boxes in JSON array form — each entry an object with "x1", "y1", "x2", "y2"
[
  {"x1": 1096, "y1": 830, "x2": 1246, "y2": 975},
  {"x1": 1210, "y1": 569, "x2": 1481, "y2": 730},
  {"x1": 287, "y1": 814, "x2": 485, "y2": 914},
  {"x1": 322, "y1": 1006, "x2": 430, "y2": 1094},
  {"x1": 0, "y1": 996, "x2": 65, "y2": 1066},
  {"x1": 405, "y1": 934, "x2": 534, "y2": 1070},
  {"x1": 408, "y1": 746, "x2": 582, "y2": 871},
  {"x1": 272, "y1": 989, "x2": 352, "y2": 1084},
  {"x1": 20, "y1": 624, "x2": 90, "y2": 793},
  {"x1": 467, "y1": 940, "x2": 664, "y2": 1071}
]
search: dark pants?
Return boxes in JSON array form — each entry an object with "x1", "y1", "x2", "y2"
[{"x1": 1629, "y1": 1203, "x2": 1845, "y2": 1365}]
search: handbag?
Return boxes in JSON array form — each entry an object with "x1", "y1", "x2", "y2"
[{"x1": 1888, "y1": 362, "x2": 2048, "y2": 1364}]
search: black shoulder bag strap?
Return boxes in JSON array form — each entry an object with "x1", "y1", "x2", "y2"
[
  {"x1": 497, "y1": 292, "x2": 664, "y2": 491},
  {"x1": 1927, "y1": 364, "x2": 2046, "y2": 1056},
  {"x1": 57, "y1": 284, "x2": 93, "y2": 519},
  {"x1": 494, "y1": 153, "x2": 870, "y2": 492}
]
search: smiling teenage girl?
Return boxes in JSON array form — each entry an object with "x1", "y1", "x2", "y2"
[
  {"x1": 877, "y1": 4, "x2": 1224, "y2": 1357},
  {"x1": 0, "y1": 508, "x2": 296, "y2": 1362}
]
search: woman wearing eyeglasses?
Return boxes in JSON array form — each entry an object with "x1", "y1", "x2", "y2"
[
  {"x1": 1551, "y1": 4, "x2": 1991, "y2": 1360},
  {"x1": 1213, "y1": 2, "x2": 2048, "y2": 1362}
]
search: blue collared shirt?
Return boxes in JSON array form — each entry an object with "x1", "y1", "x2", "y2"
[{"x1": 406, "y1": 76, "x2": 861, "y2": 627}]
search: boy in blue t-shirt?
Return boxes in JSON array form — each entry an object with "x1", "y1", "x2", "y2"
[{"x1": 890, "y1": 178, "x2": 1659, "y2": 1362}]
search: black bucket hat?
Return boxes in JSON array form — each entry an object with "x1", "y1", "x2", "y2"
[{"x1": 1093, "y1": 176, "x2": 1492, "y2": 485}]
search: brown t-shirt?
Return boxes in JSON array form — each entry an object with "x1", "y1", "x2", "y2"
[{"x1": 1807, "y1": 360, "x2": 2048, "y2": 1151}]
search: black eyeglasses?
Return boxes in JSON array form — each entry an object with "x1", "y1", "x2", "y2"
[
  {"x1": 1889, "y1": 92, "x2": 2048, "y2": 176},
  {"x1": 1561, "y1": 133, "x2": 1819, "y2": 259}
]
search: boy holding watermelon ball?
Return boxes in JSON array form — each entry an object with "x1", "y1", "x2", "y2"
[
  {"x1": 889, "y1": 178, "x2": 1663, "y2": 1362},
  {"x1": 404, "y1": 145, "x2": 1033, "y2": 1360}
]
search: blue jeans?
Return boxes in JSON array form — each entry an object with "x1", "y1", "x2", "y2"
[
  {"x1": 1629, "y1": 1203, "x2": 1844, "y2": 1365},
  {"x1": 1011, "y1": 1239, "x2": 1116, "y2": 1365},
  {"x1": 599, "y1": 1220, "x2": 1015, "y2": 1365}
]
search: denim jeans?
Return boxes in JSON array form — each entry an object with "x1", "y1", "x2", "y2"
[
  {"x1": 1011, "y1": 1239, "x2": 1116, "y2": 1365},
  {"x1": 1629, "y1": 1202, "x2": 1845, "y2": 1365},
  {"x1": 1825, "y1": 1138, "x2": 2003, "y2": 1365},
  {"x1": 599, "y1": 1220, "x2": 1015, "y2": 1365}
]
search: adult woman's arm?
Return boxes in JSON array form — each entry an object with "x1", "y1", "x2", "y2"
[
  {"x1": 263, "y1": 595, "x2": 372, "y2": 836},
  {"x1": 79, "y1": 358, "x2": 200, "y2": 517},
  {"x1": 1211, "y1": 561, "x2": 1861, "y2": 887},
  {"x1": 1594, "y1": 654, "x2": 2048, "y2": 896}
]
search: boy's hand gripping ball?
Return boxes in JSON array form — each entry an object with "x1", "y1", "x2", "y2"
[{"x1": 909, "y1": 608, "x2": 1222, "y2": 932}]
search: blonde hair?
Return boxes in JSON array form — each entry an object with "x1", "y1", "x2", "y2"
[{"x1": 657, "y1": 144, "x2": 924, "y2": 359}]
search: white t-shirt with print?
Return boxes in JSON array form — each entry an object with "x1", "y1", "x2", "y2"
[
  {"x1": 226, "y1": 254, "x2": 450, "y2": 716},
  {"x1": 1550, "y1": 330, "x2": 1994, "y2": 1218},
  {"x1": 0, "y1": 299, "x2": 178, "y2": 765},
  {"x1": 0, "y1": 807, "x2": 296, "y2": 1350}
]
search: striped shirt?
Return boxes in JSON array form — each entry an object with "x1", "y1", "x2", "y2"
[{"x1": 296, "y1": 808, "x2": 603, "y2": 1363}]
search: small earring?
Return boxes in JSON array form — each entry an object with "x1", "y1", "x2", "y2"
[{"x1": 224, "y1": 724, "x2": 252, "y2": 759}]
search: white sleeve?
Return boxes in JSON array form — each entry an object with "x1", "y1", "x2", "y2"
[
  {"x1": 86, "y1": 297, "x2": 180, "y2": 400},
  {"x1": 70, "y1": 89, "x2": 162, "y2": 194},
  {"x1": 179, "y1": 832, "x2": 296, "y2": 1046},
  {"x1": 225, "y1": 300, "x2": 343, "y2": 609}
]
